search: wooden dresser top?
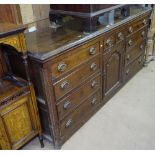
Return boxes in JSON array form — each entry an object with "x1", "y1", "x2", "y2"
[{"x1": 26, "y1": 6, "x2": 152, "y2": 61}]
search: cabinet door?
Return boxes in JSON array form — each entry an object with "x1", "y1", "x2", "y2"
[
  {"x1": 103, "y1": 44, "x2": 124, "y2": 99},
  {"x1": 0, "y1": 92, "x2": 38, "y2": 150}
]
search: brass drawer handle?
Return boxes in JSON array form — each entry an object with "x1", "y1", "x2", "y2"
[
  {"x1": 106, "y1": 39, "x2": 113, "y2": 47},
  {"x1": 90, "y1": 63, "x2": 97, "y2": 71},
  {"x1": 143, "y1": 19, "x2": 147, "y2": 25},
  {"x1": 126, "y1": 54, "x2": 130, "y2": 60},
  {"x1": 118, "y1": 32, "x2": 124, "y2": 40},
  {"x1": 65, "y1": 119, "x2": 72, "y2": 128},
  {"x1": 141, "y1": 31, "x2": 145, "y2": 37},
  {"x1": 126, "y1": 69, "x2": 130, "y2": 75},
  {"x1": 128, "y1": 26, "x2": 133, "y2": 33},
  {"x1": 60, "y1": 81, "x2": 69, "y2": 90},
  {"x1": 64, "y1": 101, "x2": 71, "y2": 110},
  {"x1": 58, "y1": 62, "x2": 67, "y2": 72},
  {"x1": 91, "y1": 97, "x2": 97, "y2": 105},
  {"x1": 140, "y1": 44, "x2": 144, "y2": 50},
  {"x1": 89, "y1": 47, "x2": 96, "y2": 55},
  {"x1": 91, "y1": 80, "x2": 97, "y2": 88},
  {"x1": 128, "y1": 40, "x2": 133, "y2": 46}
]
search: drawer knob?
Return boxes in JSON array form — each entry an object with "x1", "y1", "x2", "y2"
[
  {"x1": 90, "y1": 63, "x2": 97, "y2": 71},
  {"x1": 128, "y1": 26, "x2": 133, "y2": 33},
  {"x1": 65, "y1": 119, "x2": 72, "y2": 128},
  {"x1": 126, "y1": 54, "x2": 130, "y2": 60},
  {"x1": 128, "y1": 40, "x2": 133, "y2": 46},
  {"x1": 58, "y1": 62, "x2": 67, "y2": 72},
  {"x1": 140, "y1": 44, "x2": 144, "y2": 50},
  {"x1": 60, "y1": 81, "x2": 69, "y2": 90},
  {"x1": 64, "y1": 101, "x2": 71, "y2": 110},
  {"x1": 91, "y1": 97, "x2": 97, "y2": 105},
  {"x1": 118, "y1": 32, "x2": 124, "y2": 40},
  {"x1": 126, "y1": 69, "x2": 130, "y2": 75},
  {"x1": 91, "y1": 80, "x2": 97, "y2": 88},
  {"x1": 106, "y1": 39, "x2": 113, "y2": 47},
  {"x1": 141, "y1": 31, "x2": 145, "y2": 37},
  {"x1": 89, "y1": 47, "x2": 96, "y2": 55},
  {"x1": 143, "y1": 19, "x2": 147, "y2": 25}
]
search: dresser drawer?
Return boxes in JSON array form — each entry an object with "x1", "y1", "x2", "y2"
[
  {"x1": 103, "y1": 31, "x2": 116, "y2": 50},
  {"x1": 116, "y1": 29, "x2": 125, "y2": 44},
  {"x1": 125, "y1": 40, "x2": 146, "y2": 67},
  {"x1": 59, "y1": 91, "x2": 101, "y2": 137},
  {"x1": 126, "y1": 26, "x2": 147, "y2": 51},
  {"x1": 126, "y1": 17, "x2": 148, "y2": 36},
  {"x1": 50, "y1": 40, "x2": 100, "y2": 80},
  {"x1": 56, "y1": 74, "x2": 101, "y2": 119},
  {"x1": 124, "y1": 55, "x2": 144, "y2": 81},
  {"x1": 54, "y1": 55, "x2": 101, "y2": 101},
  {"x1": 103, "y1": 40, "x2": 124, "y2": 54}
]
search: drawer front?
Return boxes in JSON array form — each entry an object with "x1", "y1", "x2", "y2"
[
  {"x1": 54, "y1": 55, "x2": 101, "y2": 100},
  {"x1": 126, "y1": 17, "x2": 148, "y2": 36},
  {"x1": 124, "y1": 55, "x2": 144, "y2": 81},
  {"x1": 126, "y1": 26, "x2": 147, "y2": 51},
  {"x1": 50, "y1": 41, "x2": 100, "y2": 80},
  {"x1": 57, "y1": 74, "x2": 101, "y2": 120},
  {"x1": 125, "y1": 40, "x2": 146, "y2": 66},
  {"x1": 104, "y1": 40, "x2": 124, "y2": 54},
  {"x1": 104, "y1": 32, "x2": 116, "y2": 49},
  {"x1": 59, "y1": 91, "x2": 101, "y2": 137},
  {"x1": 116, "y1": 30, "x2": 125, "y2": 44},
  {"x1": 103, "y1": 26, "x2": 125, "y2": 51}
]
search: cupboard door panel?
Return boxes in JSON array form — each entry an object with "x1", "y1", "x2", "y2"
[
  {"x1": 105, "y1": 52, "x2": 120, "y2": 93},
  {"x1": 0, "y1": 93, "x2": 37, "y2": 149},
  {"x1": 103, "y1": 43, "x2": 124, "y2": 98}
]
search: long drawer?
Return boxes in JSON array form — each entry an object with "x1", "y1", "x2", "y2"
[
  {"x1": 59, "y1": 90, "x2": 101, "y2": 137},
  {"x1": 126, "y1": 26, "x2": 147, "y2": 51},
  {"x1": 50, "y1": 40, "x2": 100, "y2": 80},
  {"x1": 53, "y1": 55, "x2": 101, "y2": 101},
  {"x1": 56, "y1": 74, "x2": 101, "y2": 120},
  {"x1": 124, "y1": 54, "x2": 144, "y2": 82},
  {"x1": 125, "y1": 39, "x2": 146, "y2": 67}
]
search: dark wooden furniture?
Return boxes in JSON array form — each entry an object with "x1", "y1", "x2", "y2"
[
  {"x1": 49, "y1": 4, "x2": 129, "y2": 32},
  {"x1": 24, "y1": 5, "x2": 152, "y2": 149},
  {"x1": 0, "y1": 23, "x2": 43, "y2": 149}
]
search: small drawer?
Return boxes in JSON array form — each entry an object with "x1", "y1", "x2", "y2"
[
  {"x1": 59, "y1": 91, "x2": 101, "y2": 137},
  {"x1": 50, "y1": 40, "x2": 100, "y2": 80},
  {"x1": 116, "y1": 30, "x2": 125, "y2": 43},
  {"x1": 124, "y1": 55, "x2": 144, "y2": 82},
  {"x1": 56, "y1": 74, "x2": 101, "y2": 120},
  {"x1": 127, "y1": 17, "x2": 148, "y2": 36},
  {"x1": 126, "y1": 26, "x2": 147, "y2": 51},
  {"x1": 54, "y1": 55, "x2": 101, "y2": 101},
  {"x1": 104, "y1": 41, "x2": 124, "y2": 55},
  {"x1": 125, "y1": 40, "x2": 146, "y2": 66},
  {"x1": 103, "y1": 32, "x2": 116, "y2": 49}
]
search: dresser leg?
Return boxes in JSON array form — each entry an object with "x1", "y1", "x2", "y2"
[
  {"x1": 54, "y1": 141, "x2": 61, "y2": 150},
  {"x1": 39, "y1": 135, "x2": 44, "y2": 148}
]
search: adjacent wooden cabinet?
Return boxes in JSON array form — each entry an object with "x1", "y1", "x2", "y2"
[{"x1": 0, "y1": 23, "x2": 43, "y2": 150}]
